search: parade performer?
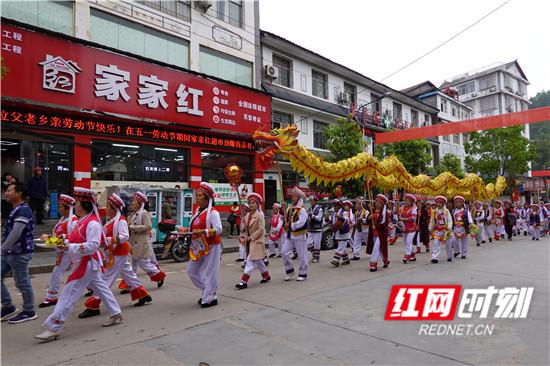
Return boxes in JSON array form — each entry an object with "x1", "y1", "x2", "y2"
[
  {"x1": 417, "y1": 201, "x2": 431, "y2": 252},
  {"x1": 503, "y1": 200, "x2": 517, "y2": 241},
  {"x1": 428, "y1": 196, "x2": 453, "y2": 263},
  {"x1": 542, "y1": 203, "x2": 550, "y2": 236},
  {"x1": 472, "y1": 201, "x2": 487, "y2": 246},
  {"x1": 267, "y1": 203, "x2": 283, "y2": 258},
  {"x1": 307, "y1": 195, "x2": 324, "y2": 263},
  {"x1": 352, "y1": 198, "x2": 370, "y2": 261},
  {"x1": 366, "y1": 194, "x2": 391, "y2": 272},
  {"x1": 79, "y1": 193, "x2": 152, "y2": 319},
  {"x1": 236, "y1": 203, "x2": 250, "y2": 263},
  {"x1": 281, "y1": 187, "x2": 308, "y2": 281},
  {"x1": 330, "y1": 200, "x2": 355, "y2": 267},
  {"x1": 483, "y1": 203, "x2": 493, "y2": 243},
  {"x1": 35, "y1": 188, "x2": 122, "y2": 342},
  {"x1": 235, "y1": 193, "x2": 270, "y2": 289},
  {"x1": 519, "y1": 202, "x2": 530, "y2": 236},
  {"x1": 387, "y1": 201, "x2": 398, "y2": 245},
  {"x1": 399, "y1": 194, "x2": 418, "y2": 264},
  {"x1": 187, "y1": 182, "x2": 223, "y2": 308},
  {"x1": 529, "y1": 204, "x2": 542, "y2": 240},
  {"x1": 491, "y1": 200, "x2": 505, "y2": 241},
  {"x1": 39, "y1": 194, "x2": 77, "y2": 308},
  {"x1": 452, "y1": 196, "x2": 472, "y2": 259}
]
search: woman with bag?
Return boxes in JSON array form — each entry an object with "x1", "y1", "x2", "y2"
[
  {"x1": 235, "y1": 193, "x2": 270, "y2": 289},
  {"x1": 228, "y1": 202, "x2": 240, "y2": 236}
]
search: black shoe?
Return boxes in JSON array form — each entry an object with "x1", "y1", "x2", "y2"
[
  {"x1": 134, "y1": 295, "x2": 152, "y2": 307},
  {"x1": 39, "y1": 300, "x2": 57, "y2": 308},
  {"x1": 536, "y1": 238, "x2": 539, "y2": 241},
  {"x1": 235, "y1": 258, "x2": 244, "y2": 262},
  {"x1": 341, "y1": 260, "x2": 351, "y2": 265},
  {"x1": 120, "y1": 289, "x2": 130, "y2": 295},
  {"x1": 453, "y1": 252, "x2": 460, "y2": 258},
  {"x1": 351, "y1": 256, "x2": 360, "y2": 261},
  {"x1": 524, "y1": 232, "x2": 528, "y2": 236},
  {"x1": 292, "y1": 254, "x2": 298, "y2": 260},
  {"x1": 383, "y1": 261, "x2": 390, "y2": 268},
  {"x1": 431, "y1": 259, "x2": 438, "y2": 264},
  {"x1": 489, "y1": 238, "x2": 492, "y2": 243},
  {"x1": 268, "y1": 253, "x2": 276, "y2": 258},
  {"x1": 235, "y1": 282, "x2": 247, "y2": 290},
  {"x1": 157, "y1": 279, "x2": 164, "y2": 288},
  {"x1": 532, "y1": 237, "x2": 535, "y2": 240},
  {"x1": 482, "y1": 241, "x2": 486, "y2": 244},
  {"x1": 276, "y1": 254, "x2": 281, "y2": 258},
  {"x1": 241, "y1": 263, "x2": 245, "y2": 269},
  {"x1": 78, "y1": 309, "x2": 100, "y2": 318},
  {"x1": 197, "y1": 298, "x2": 202, "y2": 305},
  {"x1": 447, "y1": 258, "x2": 452, "y2": 262},
  {"x1": 369, "y1": 268, "x2": 377, "y2": 272},
  {"x1": 476, "y1": 243, "x2": 480, "y2": 247},
  {"x1": 200, "y1": 299, "x2": 218, "y2": 308},
  {"x1": 461, "y1": 256, "x2": 466, "y2": 259},
  {"x1": 260, "y1": 276, "x2": 271, "y2": 283},
  {"x1": 84, "y1": 290, "x2": 93, "y2": 297}
]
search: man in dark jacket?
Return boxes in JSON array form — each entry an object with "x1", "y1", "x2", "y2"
[{"x1": 26, "y1": 167, "x2": 47, "y2": 224}]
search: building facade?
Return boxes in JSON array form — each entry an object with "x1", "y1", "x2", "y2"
[
  {"x1": 260, "y1": 31, "x2": 439, "y2": 206},
  {"x1": 402, "y1": 81, "x2": 472, "y2": 168},
  {"x1": 1, "y1": 0, "x2": 268, "y2": 216}
]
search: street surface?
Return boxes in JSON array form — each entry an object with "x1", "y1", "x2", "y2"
[{"x1": 1, "y1": 236, "x2": 548, "y2": 366}]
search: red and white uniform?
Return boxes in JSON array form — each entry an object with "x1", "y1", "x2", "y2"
[
  {"x1": 84, "y1": 216, "x2": 149, "y2": 311},
  {"x1": 43, "y1": 213, "x2": 121, "y2": 333},
  {"x1": 453, "y1": 208, "x2": 472, "y2": 257},
  {"x1": 268, "y1": 212, "x2": 283, "y2": 256},
  {"x1": 492, "y1": 207, "x2": 506, "y2": 240},
  {"x1": 43, "y1": 215, "x2": 77, "y2": 303},
  {"x1": 399, "y1": 205, "x2": 418, "y2": 262},
  {"x1": 428, "y1": 207, "x2": 452, "y2": 261},
  {"x1": 187, "y1": 206, "x2": 223, "y2": 304}
]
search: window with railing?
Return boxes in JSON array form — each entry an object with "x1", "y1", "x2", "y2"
[
  {"x1": 479, "y1": 73, "x2": 497, "y2": 90},
  {"x1": 392, "y1": 102, "x2": 402, "y2": 124},
  {"x1": 458, "y1": 81, "x2": 475, "y2": 95}
]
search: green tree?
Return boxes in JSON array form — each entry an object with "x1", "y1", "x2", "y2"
[
  {"x1": 529, "y1": 90, "x2": 550, "y2": 170},
  {"x1": 436, "y1": 154, "x2": 465, "y2": 178},
  {"x1": 464, "y1": 126, "x2": 536, "y2": 187},
  {"x1": 309, "y1": 117, "x2": 364, "y2": 197},
  {"x1": 374, "y1": 138, "x2": 432, "y2": 176}
]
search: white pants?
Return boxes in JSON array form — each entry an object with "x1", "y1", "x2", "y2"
[
  {"x1": 446, "y1": 236, "x2": 457, "y2": 259},
  {"x1": 281, "y1": 235, "x2": 308, "y2": 277},
  {"x1": 43, "y1": 261, "x2": 121, "y2": 333},
  {"x1": 45, "y1": 253, "x2": 72, "y2": 300},
  {"x1": 103, "y1": 255, "x2": 143, "y2": 290},
  {"x1": 268, "y1": 237, "x2": 281, "y2": 256},
  {"x1": 454, "y1": 235, "x2": 469, "y2": 257},
  {"x1": 132, "y1": 256, "x2": 161, "y2": 277},
  {"x1": 187, "y1": 244, "x2": 222, "y2": 304},
  {"x1": 403, "y1": 232, "x2": 415, "y2": 256},
  {"x1": 521, "y1": 219, "x2": 529, "y2": 233},
  {"x1": 307, "y1": 231, "x2": 322, "y2": 251},
  {"x1": 335, "y1": 238, "x2": 351, "y2": 255},
  {"x1": 530, "y1": 225, "x2": 541, "y2": 239},
  {"x1": 243, "y1": 257, "x2": 268, "y2": 277},
  {"x1": 353, "y1": 231, "x2": 369, "y2": 258},
  {"x1": 475, "y1": 223, "x2": 486, "y2": 244},
  {"x1": 238, "y1": 244, "x2": 247, "y2": 260},
  {"x1": 492, "y1": 224, "x2": 505, "y2": 237},
  {"x1": 370, "y1": 237, "x2": 381, "y2": 263},
  {"x1": 485, "y1": 223, "x2": 493, "y2": 240}
]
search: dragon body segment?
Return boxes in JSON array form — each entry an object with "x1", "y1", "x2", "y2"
[{"x1": 253, "y1": 125, "x2": 506, "y2": 200}]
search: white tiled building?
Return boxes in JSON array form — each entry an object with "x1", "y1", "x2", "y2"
[
  {"x1": 260, "y1": 31, "x2": 439, "y2": 197},
  {"x1": 2, "y1": 0, "x2": 261, "y2": 88},
  {"x1": 402, "y1": 81, "x2": 473, "y2": 168}
]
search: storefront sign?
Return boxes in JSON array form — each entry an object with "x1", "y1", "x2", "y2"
[
  {"x1": 209, "y1": 183, "x2": 252, "y2": 206},
  {"x1": 1, "y1": 23, "x2": 270, "y2": 135},
  {"x1": 523, "y1": 178, "x2": 547, "y2": 192},
  {"x1": 1, "y1": 108, "x2": 254, "y2": 152}
]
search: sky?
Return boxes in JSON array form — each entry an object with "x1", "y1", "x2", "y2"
[{"x1": 259, "y1": 0, "x2": 550, "y2": 97}]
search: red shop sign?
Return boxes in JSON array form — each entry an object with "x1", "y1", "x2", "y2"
[{"x1": 0, "y1": 23, "x2": 270, "y2": 135}]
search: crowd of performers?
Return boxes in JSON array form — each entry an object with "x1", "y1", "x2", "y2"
[{"x1": 10, "y1": 182, "x2": 547, "y2": 343}]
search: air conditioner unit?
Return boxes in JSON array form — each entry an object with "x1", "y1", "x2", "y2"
[
  {"x1": 489, "y1": 87, "x2": 497, "y2": 92},
  {"x1": 338, "y1": 92, "x2": 350, "y2": 105},
  {"x1": 264, "y1": 64, "x2": 279, "y2": 81},
  {"x1": 195, "y1": 0, "x2": 213, "y2": 13}
]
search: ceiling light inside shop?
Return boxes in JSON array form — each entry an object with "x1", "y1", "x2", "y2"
[
  {"x1": 112, "y1": 143, "x2": 139, "y2": 149},
  {"x1": 154, "y1": 147, "x2": 178, "y2": 152},
  {"x1": 1, "y1": 141, "x2": 19, "y2": 146}
]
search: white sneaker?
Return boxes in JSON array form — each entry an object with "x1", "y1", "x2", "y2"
[
  {"x1": 296, "y1": 276, "x2": 307, "y2": 281},
  {"x1": 102, "y1": 313, "x2": 123, "y2": 327},
  {"x1": 34, "y1": 330, "x2": 61, "y2": 342},
  {"x1": 284, "y1": 272, "x2": 296, "y2": 281}
]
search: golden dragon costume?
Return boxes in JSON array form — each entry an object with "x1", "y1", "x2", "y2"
[{"x1": 253, "y1": 125, "x2": 506, "y2": 201}]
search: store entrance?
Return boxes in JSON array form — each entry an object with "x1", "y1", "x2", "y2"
[{"x1": 1, "y1": 134, "x2": 73, "y2": 219}]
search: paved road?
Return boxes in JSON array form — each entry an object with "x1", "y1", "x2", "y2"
[{"x1": 1, "y1": 236, "x2": 548, "y2": 366}]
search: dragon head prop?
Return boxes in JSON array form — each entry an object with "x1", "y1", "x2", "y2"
[{"x1": 253, "y1": 125, "x2": 299, "y2": 168}]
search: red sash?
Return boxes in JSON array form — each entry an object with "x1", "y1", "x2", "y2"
[{"x1": 104, "y1": 217, "x2": 131, "y2": 256}]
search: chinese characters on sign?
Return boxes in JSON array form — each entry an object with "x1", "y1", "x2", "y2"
[
  {"x1": 1, "y1": 109, "x2": 254, "y2": 152},
  {"x1": 1, "y1": 29, "x2": 23, "y2": 55},
  {"x1": 523, "y1": 177, "x2": 547, "y2": 192},
  {"x1": 385, "y1": 285, "x2": 534, "y2": 321}
]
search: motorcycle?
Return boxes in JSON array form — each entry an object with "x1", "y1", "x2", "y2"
[{"x1": 156, "y1": 228, "x2": 191, "y2": 262}]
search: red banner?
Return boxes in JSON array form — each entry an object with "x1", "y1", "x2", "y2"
[{"x1": 0, "y1": 23, "x2": 270, "y2": 136}]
